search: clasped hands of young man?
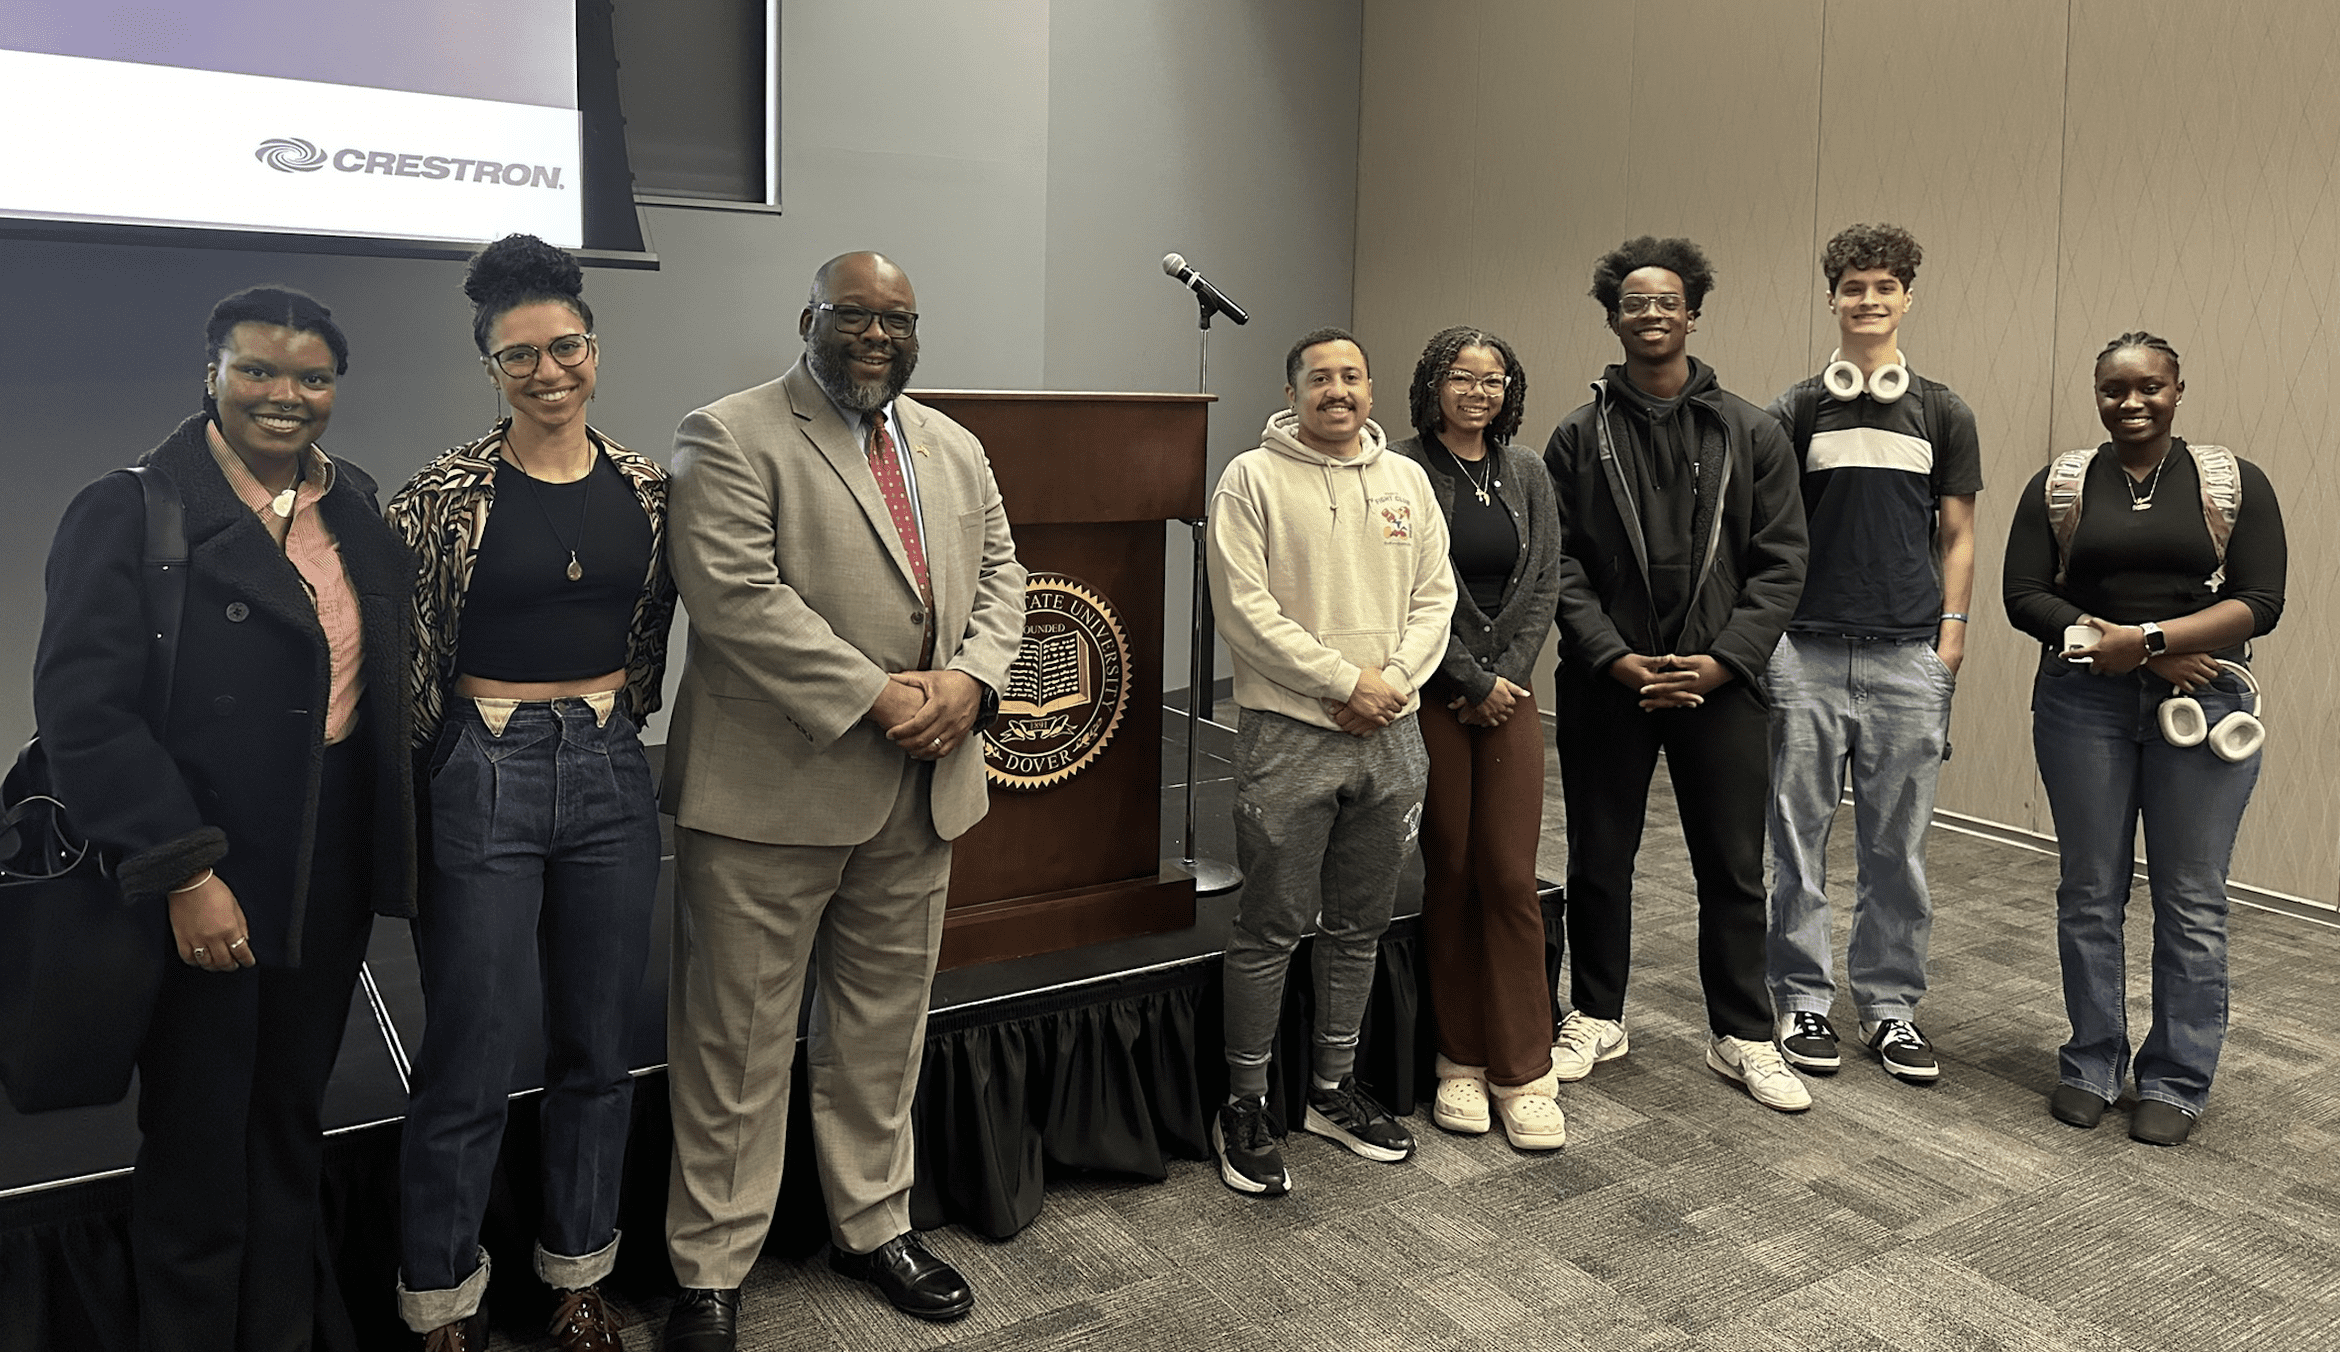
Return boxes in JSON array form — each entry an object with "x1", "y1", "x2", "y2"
[{"x1": 1611, "y1": 652, "x2": 1730, "y2": 711}]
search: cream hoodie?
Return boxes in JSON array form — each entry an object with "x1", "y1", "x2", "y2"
[{"x1": 1206, "y1": 410, "x2": 1457, "y2": 730}]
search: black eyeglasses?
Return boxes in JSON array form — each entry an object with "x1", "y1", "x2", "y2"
[
  {"x1": 1617, "y1": 294, "x2": 1687, "y2": 317},
  {"x1": 486, "y1": 333, "x2": 597, "y2": 378},
  {"x1": 814, "y1": 303, "x2": 919, "y2": 338}
]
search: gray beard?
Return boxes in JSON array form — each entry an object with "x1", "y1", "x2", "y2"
[{"x1": 809, "y1": 340, "x2": 916, "y2": 414}]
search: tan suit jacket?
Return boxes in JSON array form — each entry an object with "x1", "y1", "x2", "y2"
[{"x1": 661, "y1": 361, "x2": 1026, "y2": 842}]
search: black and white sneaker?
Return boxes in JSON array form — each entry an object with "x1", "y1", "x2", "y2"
[
  {"x1": 1776, "y1": 1011, "x2": 1842, "y2": 1075},
  {"x1": 1862, "y1": 1019, "x2": 1940, "y2": 1084},
  {"x1": 1213, "y1": 1096, "x2": 1291, "y2": 1196},
  {"x1": 1302, "y1": 1076, "x2": 1416, "y2": 1163}
]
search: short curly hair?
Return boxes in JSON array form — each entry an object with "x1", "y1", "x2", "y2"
[
  {"x1": 1589, "y1": 236, "x2": 1716, "y2": 318},
  {"x1": 1284, "y1": 326, "x2": 1369, "y2": 390},
  {"x1": 1820, "y1": 223, "x2": 1923, "y2": 290},
  {"x1": 1405, "y1": 326, "x2": 1527, "y2": 444}
]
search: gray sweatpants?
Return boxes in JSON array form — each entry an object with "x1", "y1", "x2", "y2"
[{"x1": 1223, "y1": 709, "x2": 1428, "y2": 1098}]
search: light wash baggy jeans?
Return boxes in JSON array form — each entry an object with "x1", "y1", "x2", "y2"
[{"x1": 1766, "y1": 632, "x2": 1955, "y2": 1026}]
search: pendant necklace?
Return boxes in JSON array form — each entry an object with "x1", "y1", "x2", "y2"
[
  {"x1": 2125, "y1": 448, "x2": 2171, "y2": 512},
  {"x1": 504, "y1": 439, "x2": 591, "y2": 581},
  {"x1": 1445, "y1": 442, "x2": 1499, "y2": 507}
]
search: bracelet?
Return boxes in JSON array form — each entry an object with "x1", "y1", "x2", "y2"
[
  {"x1": 168, "y1": 869, "x2": 214, "y2": 894},
  {"x1": 1939, "y1": 613, "x2": 1969, "y2": 623}
]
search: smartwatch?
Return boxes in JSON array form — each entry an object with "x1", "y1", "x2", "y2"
[{"x1": 2139, "y1": 621, "x2": 2168, "y2": 656}]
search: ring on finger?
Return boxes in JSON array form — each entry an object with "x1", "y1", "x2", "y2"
[{"x1": 228, "y1": 936, "x2": 248, "y2": 951}]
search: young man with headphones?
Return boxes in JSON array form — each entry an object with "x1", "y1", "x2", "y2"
[{"x1": 1764, "y1": 223, "x2": 1984, "y2": 1087}]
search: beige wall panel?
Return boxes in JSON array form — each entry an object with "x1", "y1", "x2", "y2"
[
  {"x1": 1805, "y1": 0, "x2": 2070, "y2": 838},
  {"x1": 1622, "y1": 1, "x2": 1825, "y2": 406},
  {"x1": 2056, "y1": 0, "x2": 2340, "y2": 902}
]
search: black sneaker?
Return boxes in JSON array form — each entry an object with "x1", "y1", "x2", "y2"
[
  {"x1": 1775, "y1": 1011, "x2": 1842, "y2": 1075},
  {"x1": 1213, "y1": 1096, "x2": 1291, "y2": 1196},
  {"x1": 1302, "y1": 1076, "x2": 1415, "y2": 1162},
  {"x1": 1862, "y1": 1019, "x2": 1941, "y2": 1084}
]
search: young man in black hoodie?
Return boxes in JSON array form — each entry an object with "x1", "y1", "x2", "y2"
[{"x1": 1542, "y1": 236, "x2": 1812, "y2": 1112}]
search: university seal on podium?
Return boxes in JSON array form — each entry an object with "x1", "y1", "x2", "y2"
[{"x1": 983, "y1": 573, "x2": 1130, "y2": 791}]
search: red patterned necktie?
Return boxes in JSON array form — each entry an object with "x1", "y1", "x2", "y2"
[{"x1": 866, "y1": 418, "x2": 930, "y2": 602}]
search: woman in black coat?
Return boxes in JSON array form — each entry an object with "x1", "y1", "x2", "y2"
[{"x1": 34, "y1": 286, "x2": 417, "y2": 1350}]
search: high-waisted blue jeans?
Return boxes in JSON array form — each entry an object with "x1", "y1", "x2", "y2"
[
  {"x1": 2031, "y1": 655, "x2": 2260, "y2": 1115},
  {"x1": 396, "y1": 696, "x2": 661, "y2": 1330}
]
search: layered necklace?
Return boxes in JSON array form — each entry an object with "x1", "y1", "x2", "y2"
[
  {"x1": 1442, "y1": 440, "x2": 1499, "y2": 507},
  {"x1": 2124, "y1": 446, "x2": 2173, "y2": 511}
]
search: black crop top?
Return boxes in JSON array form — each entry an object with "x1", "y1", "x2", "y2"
[{"x1": 456, "y1": 451, "x2": 652, "y2": 682}]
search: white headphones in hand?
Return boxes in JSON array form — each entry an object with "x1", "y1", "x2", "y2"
[
  {"x1": 1820, "y1": 348, "x2": 1910, "y2": 404},
  {"x1": 2157, "y1": 660, "x2": 2265, "y2": 762}
]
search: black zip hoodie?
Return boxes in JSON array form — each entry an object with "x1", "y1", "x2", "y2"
[{"x1": 1542, "y1": 357, "x2": 1809, "y2": 696}]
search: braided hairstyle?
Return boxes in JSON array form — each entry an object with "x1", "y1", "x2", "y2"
[
  {"x1": 1405, "y1": 326, "x2": 1528, "y2": 444},
  {"x1": 463, "y1": 233, "x2": 592, "y2": 355},
  {"x1": 201, "y1": 286, "x2": 350, "y2": 422},
  {"x1": 1820, "y1": 223, "x2": 1923, "y2": 289},
  {"x1": 1589, "y1": 235, "x2": 1716, "y2": 318},
  {"x1": 2095, "y1": 330, "x2": 2181, "y2": 378}
]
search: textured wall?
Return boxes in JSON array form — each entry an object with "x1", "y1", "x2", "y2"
[{"x1": 1357, "y1": 0, "x2": 2336, "y2": 906}]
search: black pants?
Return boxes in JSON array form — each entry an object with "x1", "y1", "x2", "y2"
[
  {"x1": 131, "y1": 736, "x2": 375, "y2": 1352},
  {"x1": 1555, "y1": 663, "x2": 1771, "y2": 1040}
]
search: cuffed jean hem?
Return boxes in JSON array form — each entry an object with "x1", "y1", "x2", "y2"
[
  {"x1": 537, "y1": 1228, "x2": 620, "y2": 1290},
  {"x1": 398, "y1": 1248, "x2": 490, "y2": 1333}
]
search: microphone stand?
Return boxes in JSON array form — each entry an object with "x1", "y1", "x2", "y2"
[{"x1": 1168, "y1": 299, "x2": 1241, "y2": 896}]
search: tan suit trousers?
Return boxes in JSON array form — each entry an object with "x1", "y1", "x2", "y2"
[{"x1": 663, "y1": 760, "x2": 951, "y2": 1287}]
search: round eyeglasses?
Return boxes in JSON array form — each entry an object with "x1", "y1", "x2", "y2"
[{"x1": 486, "y1": 333, "x2": 597, "y2": 379}]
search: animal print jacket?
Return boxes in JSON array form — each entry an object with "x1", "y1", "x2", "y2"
[{"x1": 384, "y1": 420, "x2": 677, "y2": 751}]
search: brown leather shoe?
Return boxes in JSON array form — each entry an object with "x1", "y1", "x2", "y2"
[
  {"x1": 423, "y1": 1311, "x2": 488, "y2": 1352},
  {"x1": 549, "y1": 1284, "x2": 627, "y2": 1351}
]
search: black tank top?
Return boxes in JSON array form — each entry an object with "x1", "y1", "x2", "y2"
[{"x1": 455, "y1": 450, "x2": 652, "y2": 682}]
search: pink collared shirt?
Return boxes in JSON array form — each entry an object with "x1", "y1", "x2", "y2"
[{"x1": 206, "y1": 422, "x2": 366, "y2": 745}]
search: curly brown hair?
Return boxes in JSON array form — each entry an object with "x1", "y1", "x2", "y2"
[
  {"x1": 1820, "y1": 223, "x2": 1923, "y2": 290},
  {"x1": 1590, "y1": 236, "x2": 1716, "y2": 318},
  {"x1": 1405, "y1": 326, "x2": 1527, "y2": 444}
]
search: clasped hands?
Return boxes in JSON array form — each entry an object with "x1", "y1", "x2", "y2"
[
  {"x1": 2065, "y1": 616, "x2": 2221, "y2": 689},
  {"x1": 1325, "y1": 666, "x2": 1405, "y2": 737},
  {"x1": 868, "y1": 668, "x2": 982, "y2": 760},
  {"x1": 1446, "y1": 676, "x2": 1529, "y2": 727},
  {"x1": 1611, "y1": 652, "x2": 1730, "y2": 711}
]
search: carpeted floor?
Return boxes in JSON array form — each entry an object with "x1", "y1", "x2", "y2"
[{"x1": 548, "y1": 734, "x2": 2340, "y2": 1352}]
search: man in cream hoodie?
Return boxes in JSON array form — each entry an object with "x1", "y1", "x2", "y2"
[{"x1": 1204, "y1": 327, "x2": 1458, "y2": 1197}]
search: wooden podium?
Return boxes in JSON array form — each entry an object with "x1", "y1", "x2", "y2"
[{"x1": 913, "y1": 391, "x2": 1213, "y2": 969}]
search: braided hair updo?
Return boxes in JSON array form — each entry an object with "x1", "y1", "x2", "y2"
[
  {"x1": 1405, "y1": 326, "x2": 1528, "y2": 444},
  {"x1": 201, "y1": 285, "x2": 350, "y2": 421},
  {"x1": 463, "y1": 233, "x2": 592, "y2": 355},
  {"x1": 2095, "y1": 330, "x2": 2181, "y2": 378}
]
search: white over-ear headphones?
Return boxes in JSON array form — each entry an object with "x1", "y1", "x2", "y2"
[
  {"x1": 2158, "y1": 659, "x2": 2265, "y2": 762},
  {"x1": 1820, "y1": 348, "x2": 1910, "y2": 404}
]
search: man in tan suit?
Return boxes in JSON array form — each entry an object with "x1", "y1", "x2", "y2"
[{"x1": 658, "y1": 251, "x2": 1025, "y2": 1349}]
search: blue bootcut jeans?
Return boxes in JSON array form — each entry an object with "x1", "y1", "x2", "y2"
[
  {"x1": 2031, "y1": 654, "x2": 2260, "y2": 1116},
  {"x1": 1766, "y1": 632, "x2": 1955, "y2": 1027},
  {"x1": 396, "y1": 695, "x2": 662, "y2": 1331}
]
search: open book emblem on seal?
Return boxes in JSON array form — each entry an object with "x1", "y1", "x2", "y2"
[{"x1": 982, "y1": 573, "x2": 1130, "y2": 791}]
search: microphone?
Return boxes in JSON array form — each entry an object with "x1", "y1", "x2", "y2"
[{"x1": 1162, "y1": 252, "x2": 1250, "y2": 325}]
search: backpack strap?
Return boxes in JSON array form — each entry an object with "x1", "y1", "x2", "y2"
[
  {"x1": 1788, "y1": 381, "x2": 1818, "y2": 457},
  {"x1": 2042, "y1": 448, "x2": 2095, "y2": 589},
  {"x1": 2187, "y1": 444, "x2": 2241, "y2": 591}
]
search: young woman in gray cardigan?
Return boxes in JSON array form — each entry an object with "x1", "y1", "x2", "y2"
[{"x1": 1392, "y1": 326, "x2": 1564, "y2": 1149}]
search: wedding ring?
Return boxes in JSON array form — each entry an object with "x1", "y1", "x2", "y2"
[
  {"x1": 229, "y1": 937, "x2": 248, "y2": 951},
  {"x1": 930, "y1": 737, "x2": 942, "y2": 750},
  {"x1": 191, "y1": 946, "x2": 207, "y2": 957}
]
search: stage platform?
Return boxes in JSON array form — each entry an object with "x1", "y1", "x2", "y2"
[{"x1": 2, "y1": 701, "x2": 1562, "y2": 1351}]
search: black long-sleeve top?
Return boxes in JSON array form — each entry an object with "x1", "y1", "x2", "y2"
[{"x1": 2003, "y1": 440, "x2": 2285, "y2": 656}]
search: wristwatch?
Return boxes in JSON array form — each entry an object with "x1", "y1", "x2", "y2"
[
  {"x1": 973, "y1": 679, "x2": 1001, "y2": 732},
  {"x1": 2139, "y1": 621, "x2": 2168, "y2": 655}
]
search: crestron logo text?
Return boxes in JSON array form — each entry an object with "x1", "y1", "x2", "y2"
[{"x1": 256, "y1": 138, "x2": 565, "y2": 189}]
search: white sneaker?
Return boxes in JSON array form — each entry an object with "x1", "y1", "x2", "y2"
[
  {"x1": 1550, "y1": 1012, "x2": 1629, "y2": 1082},
  {"x1": 1432, "y1": 1054, "x2": 1490, "y2": 1134},
  {"x1": 1708, "y1": 1035, "x2": 1812, "y2": 1113}
]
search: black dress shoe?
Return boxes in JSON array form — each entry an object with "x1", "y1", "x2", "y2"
[
  {"x1": 828, "y1": 1233, "x2": 975, "y2": 1322},
  {"x1": 2049, "y1": 1083, "x2": 2110, "y2": 1128},
  {"x1": 2130, "y1": 1099, "x2": 2197, "y2": 1146},
  {"x1": 660, "y1": 1287, "x2": 739, "y2": 1352}
]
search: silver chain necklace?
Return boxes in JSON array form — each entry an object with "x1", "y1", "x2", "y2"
[
  {"x1": 1444, "y1": 442, "x2": 1498, "y2": 507},
  {"x1": 2125, "y1": 449, "x2": 2172, "y2": 511}
]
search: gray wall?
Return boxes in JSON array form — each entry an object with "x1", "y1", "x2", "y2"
[{"x1": 0, "y1": 0, "x2": 1362, "y2": 751}]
